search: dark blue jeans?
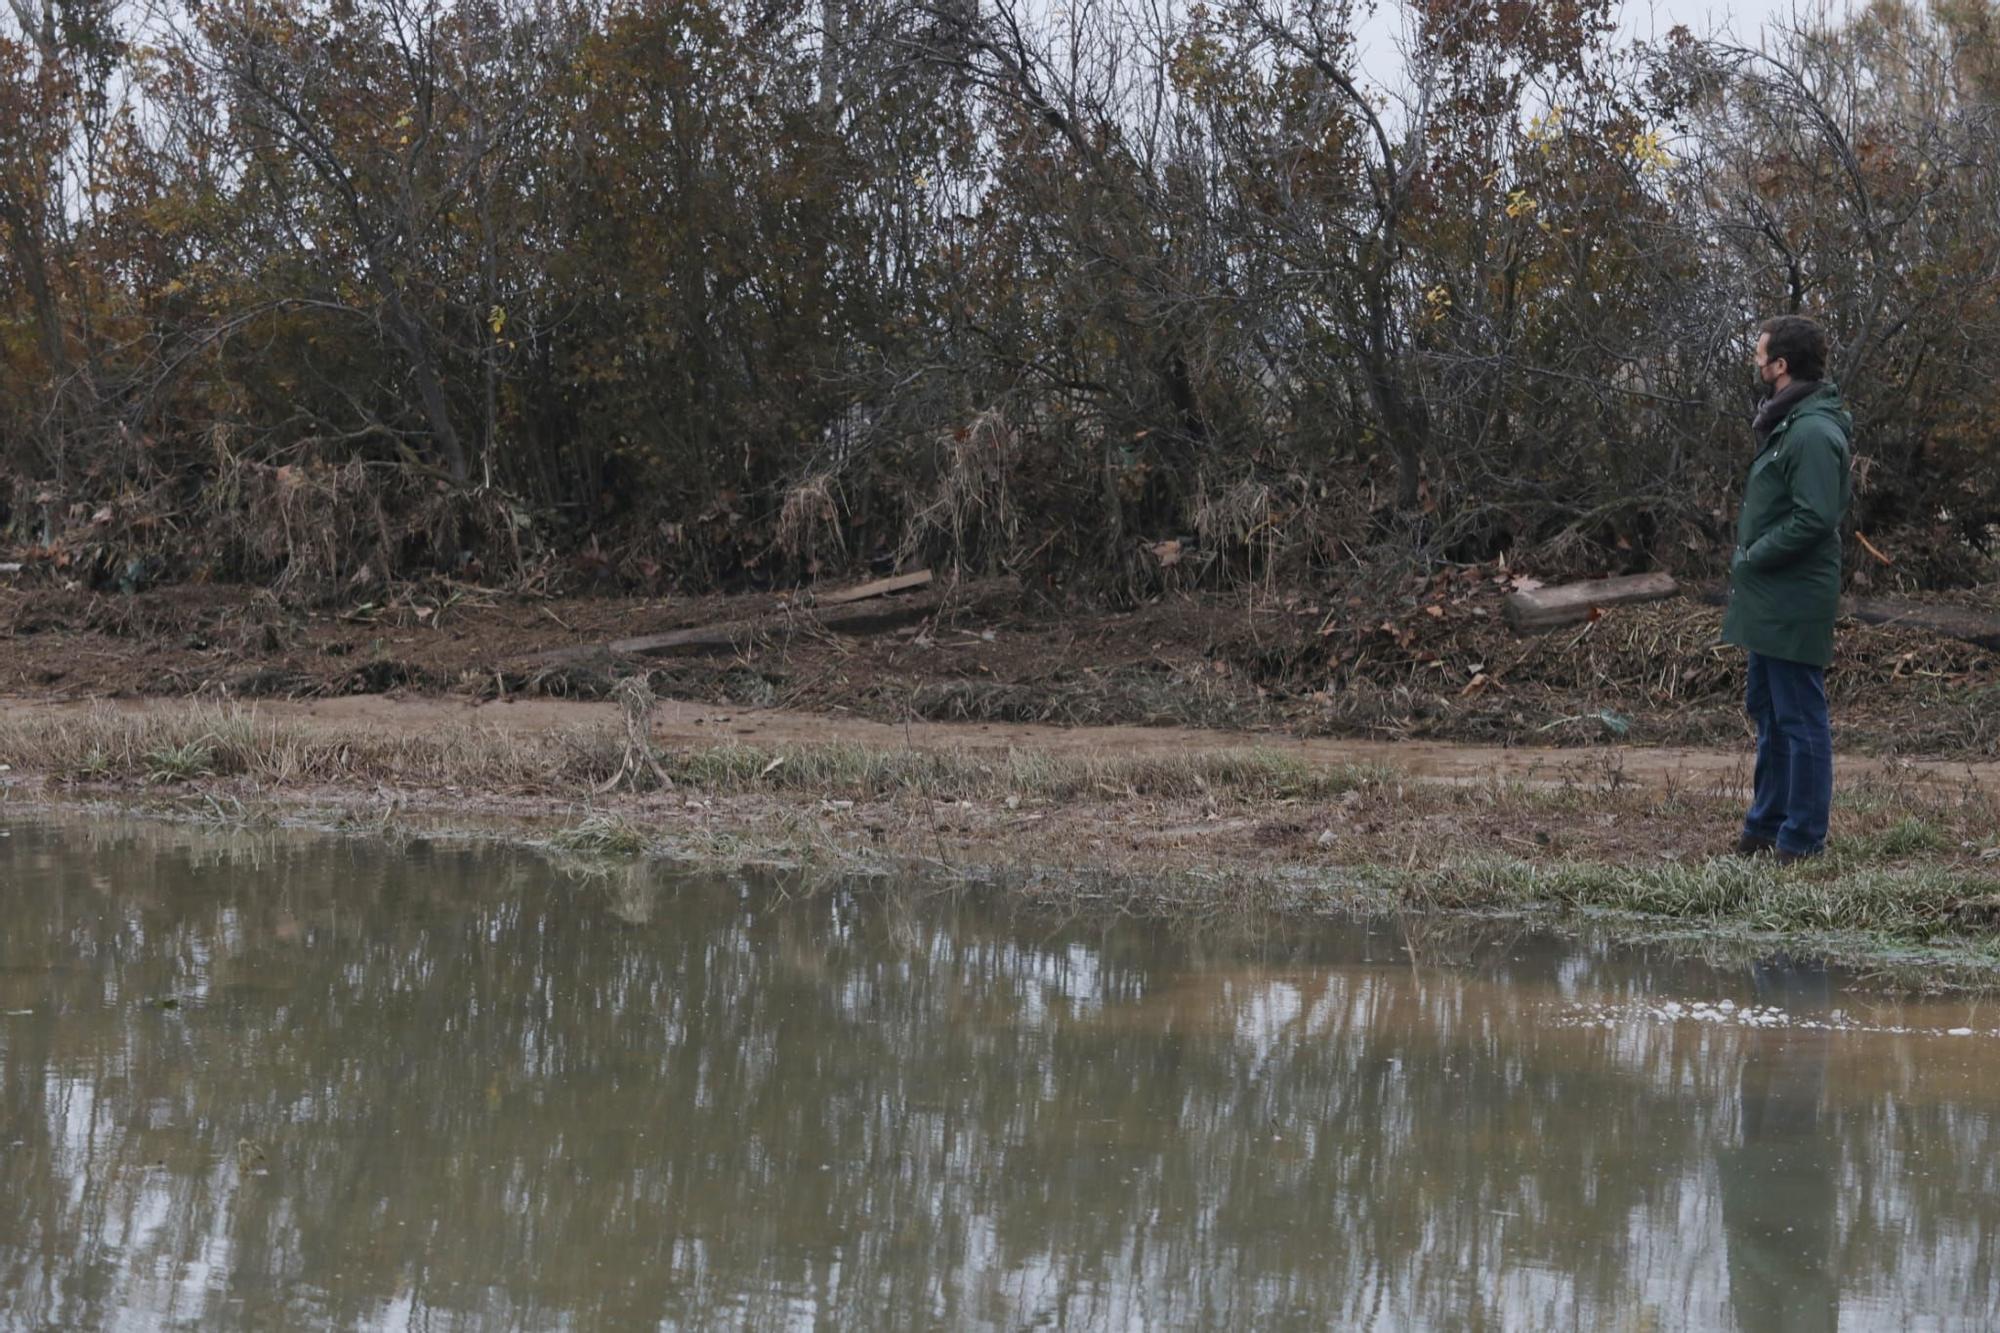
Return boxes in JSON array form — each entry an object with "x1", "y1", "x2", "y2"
[{"x1": 1743, "y1": 652, "x2": 1833, "y2": 855}]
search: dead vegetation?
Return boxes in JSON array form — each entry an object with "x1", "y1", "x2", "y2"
[
  {"x1": 11, "y1": 454, "x2": 545, "y2": 603},
  {"x1": 773, "y1": 474, "x2": 846, "y2": 576},
  {"x1": 1268, "y1": 572, "x2": 2000, "y2": 751},
  {"x1": 1292, "y1": 569, "x2": 2000, "y2": 705},
  {"x1": 900, "y1": 410, "x2": 1021, "y2": 575}
]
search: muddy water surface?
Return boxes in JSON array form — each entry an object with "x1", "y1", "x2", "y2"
[{"x1": 1, "y1": 816, "x2": 1996, "y2": 1329}]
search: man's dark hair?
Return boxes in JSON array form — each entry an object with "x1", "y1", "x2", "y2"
[{"x1": 1759, "y1": 315, "x2": 1830, "y2": 382}]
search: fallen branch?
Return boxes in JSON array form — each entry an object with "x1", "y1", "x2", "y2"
[
  {"x1": 596, "y1": 676, "x2": 673, "y2": 793},
  {"x1": 1855, "y1": 532, "x2": 1894, "y2": 566},
  {"x1": 523, "y1": 601, "x2": 924, "y2": 667},
  {"x1": 520, "y1": 572, "x2": 1009, "y2": 669}
]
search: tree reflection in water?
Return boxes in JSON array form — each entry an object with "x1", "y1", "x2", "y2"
[{"x1": 1, "y1": 818, "x2": 1996, "y2": 1330}]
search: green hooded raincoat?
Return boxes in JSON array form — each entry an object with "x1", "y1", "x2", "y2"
[{"x1": 1720, "y1": 382, "x2": 1853, "y2": 669}]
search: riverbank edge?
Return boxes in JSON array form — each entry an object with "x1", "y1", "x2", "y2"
[{"x1": 4, "y1": 701, "x2": 1999, "y2": 989}]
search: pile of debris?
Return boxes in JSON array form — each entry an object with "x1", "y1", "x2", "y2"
[{"x1": 1294, "y1": 565, "x2": 2000, "y2": 709}]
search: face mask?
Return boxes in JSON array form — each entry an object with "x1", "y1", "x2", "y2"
[{"x1": 1754, "y1": 356, "x2": 1782, "y2": 399}]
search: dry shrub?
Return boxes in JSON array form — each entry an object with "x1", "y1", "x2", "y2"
[
  {"x1": 207, "y1": 455, "x2": 538, "y2": 599},
  {"x1": 4, "y1": 435, "x2": 542, "y2": 601},
  {"x1": 1, "y1": 476, "x2": 59, "y2": 548},
  {"x1": 1195, "y1": 474, "x2": 1269, "y2": 573},
  {"x1": 774, "y1": 473, "x2": 846, "y2": 575},
  {"x1": 901, "y1": 408, "x2": 1019, "y2": 573},
  {"x1": 1193, "y1": 472, "x2": 1328, "y2": 587},
  {"x1": 1, "y1": 473, "x2": 191, "y2": 591},
  {"x1": 219, "y1": 460, "x2": 394, "y2": 596},
  {"x1": 1835, "y1": 622, "x2": 2000, "y2": 689}
]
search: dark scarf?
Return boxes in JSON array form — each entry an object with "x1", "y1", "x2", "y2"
[{"x1": 1753, "y1": 378, "x2": 1822, "y2": 447}]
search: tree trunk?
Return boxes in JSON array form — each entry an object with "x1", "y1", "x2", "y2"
[
  {"x1": 0, "y1": 202, "x2": 67, "y2": 389},
  {"x1": 1358, "y1": 274, "x2": 1422, "y2": 511},
  {"x1": 376, "y1": 273, "x2": 470, "y2": 485}
]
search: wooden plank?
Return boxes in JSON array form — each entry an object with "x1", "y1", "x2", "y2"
[
  {"x1": 811, "y1": 569, "x2": 932, "y2": 606},
  {"x1": 1841, "y1": 596, "x2": 2000, "y2": 651},
  {"x1": 1504, "y1": 572, "x2": 1680, "y2": 633}
]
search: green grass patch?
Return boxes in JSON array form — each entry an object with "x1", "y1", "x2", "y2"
[
  {"x1": 1830, "y1": 815, "x2": 1951, "y2": 860},
  {"x1": 1400, "y1": 854, "x2": 2000, "y2": 943},
  {"x1": 545, "y1": 813, "x2": 650, "y2": 857},
  {"x1": 143, "y1": 739, "x2": 218, "y2": 784}
]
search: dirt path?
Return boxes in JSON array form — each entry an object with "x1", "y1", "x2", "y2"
[{"x1": 6, "y1": 692, "x2": 1997, "y2": 794}]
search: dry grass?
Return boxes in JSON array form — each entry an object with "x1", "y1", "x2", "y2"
[
  {"x1": 0, "y1": 703, "x2": 1389, "y2": 803},
  {"x1": 0, "y1": 705, "x2": 608, "y2": 791},
  {"x1": 893, "y1": 665, "x2": 1263, "y2": 731}
]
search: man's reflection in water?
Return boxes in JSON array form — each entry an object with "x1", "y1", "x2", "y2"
[{"x1": 1719, "y1": 955, "x2": 1839, "y2": 1332}]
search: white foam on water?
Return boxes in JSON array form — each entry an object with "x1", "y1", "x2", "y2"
[{"x1": 1555, "y1": 1000, "x2": 2000, "y2": 1039}]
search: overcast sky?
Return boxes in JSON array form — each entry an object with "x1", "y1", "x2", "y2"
[
  {"x1": 1612, "y1": 0, "x2": 1862, "y2": 42},
  {"x1": 1351, "y1": 0, "x2": 1865, "y2": 78}
]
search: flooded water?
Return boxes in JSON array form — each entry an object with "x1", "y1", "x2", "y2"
[{"x1": 2, "y1": 817, "x2": 1998, "y2": 1330}]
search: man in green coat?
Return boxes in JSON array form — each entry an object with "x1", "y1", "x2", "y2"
[{"x1": 1721, "y1": 315, "x2": 1852, "y2": 863}]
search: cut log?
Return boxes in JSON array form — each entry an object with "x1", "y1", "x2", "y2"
[
  {"x1": 1841, "y1": 596, "x2": 2000, "y2": 652},
  {"x1": 1504, "y1": 572, "x2": 1680, "y2": 633}
]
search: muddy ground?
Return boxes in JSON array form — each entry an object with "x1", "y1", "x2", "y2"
[{"x1": 3, "y1": 568, "x2": 1997, "y2": 758}]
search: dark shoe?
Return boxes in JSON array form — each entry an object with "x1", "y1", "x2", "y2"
[
  {"x1": 1734, "y1": 833, "x2": 1777, "y2": 858},
  {"x1": 1775, "y1": 847, "x2": 1821, "y2": 867}
]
